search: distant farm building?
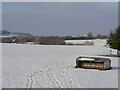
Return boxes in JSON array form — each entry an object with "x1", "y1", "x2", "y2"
[
  {"x1": 75, "y1": 56, "x2": 111, "y2": 70},
  {"x1": 83, "y1": 34, "x2": 88, "y2": 38}
]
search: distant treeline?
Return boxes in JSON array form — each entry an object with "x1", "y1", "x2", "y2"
[
  {"x1": 34, "y1": 36, "x2": 65, "y2": 45},
  {"x1": 63, "y1": 36, "x2": 95, "y2": 40},
  {"x1": 1, "y1": 30, "x2": 108, "y2": 45},
  {"x1": 2, "y1": 36, "x2": 34, "y2": 43},
  {"x1": 2, "y1": 35, "x2": 108, "y2": 45},
  {"x1": 2, "y1": 36, "x2": 65, "y2": 45},
  {"x1": 63, "y1": 35, "x2": 108, "y2": 40}
]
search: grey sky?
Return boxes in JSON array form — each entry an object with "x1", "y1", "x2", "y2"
[{"x1": 2, "y1": 2, "x2": 118, "y2": 36}]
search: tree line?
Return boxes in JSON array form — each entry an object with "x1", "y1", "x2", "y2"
[{"x1": 2, "y1": 36, "x2": 65, "y2": 45}]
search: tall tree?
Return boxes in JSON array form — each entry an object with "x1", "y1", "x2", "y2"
[{"x1": 107, "y1": 26, "x2": 120, "y2": 55}]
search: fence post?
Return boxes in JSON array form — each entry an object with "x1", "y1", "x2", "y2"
[{"x1": 110, "y1": 50, "x2": 112, "y2": 55}]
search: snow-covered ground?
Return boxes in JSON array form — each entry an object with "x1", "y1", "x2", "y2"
[{"x1": 2, "y1": 39, "x2": 119, "y2": 88}]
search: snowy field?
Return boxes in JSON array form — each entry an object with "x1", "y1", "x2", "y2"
[{"x1": 2, "y1": 39, "x2": 119, "y2": 88}]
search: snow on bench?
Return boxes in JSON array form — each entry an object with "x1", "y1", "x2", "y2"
[{"x1": 77, "y1": 58, "x2": 95, "y2": 61}]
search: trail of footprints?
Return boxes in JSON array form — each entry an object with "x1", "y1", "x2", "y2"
[{"x1": 26, "y1": 63, "x2": 83, "y2": 88}]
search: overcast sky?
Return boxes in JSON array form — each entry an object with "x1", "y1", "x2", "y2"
[{"x1": 2, "y1": 2, "x2": 118, "y2": 36}]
